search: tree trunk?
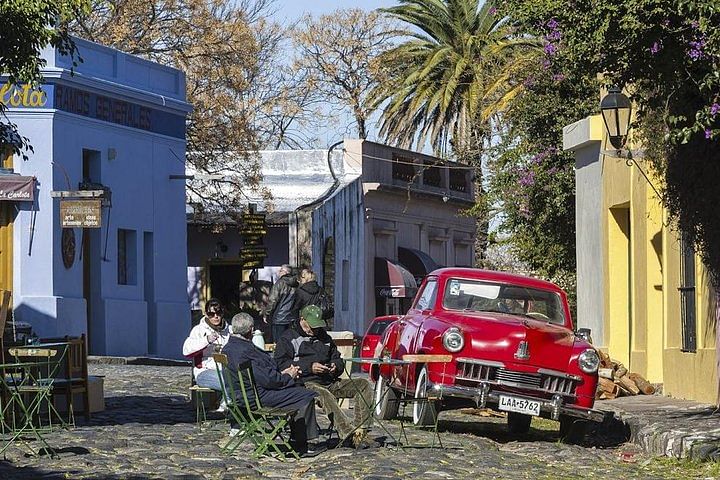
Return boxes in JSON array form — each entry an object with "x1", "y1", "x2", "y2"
[{"x1": 454, "y1": 126, "x2": 487, "y2": 267}]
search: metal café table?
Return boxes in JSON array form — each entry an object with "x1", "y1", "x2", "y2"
[
  {"x1": 0, "y1": 342, "x2": 69, "y2": 457},
  {"x1": 344, "y1": 357, "x2": 411, "y2": 448}
]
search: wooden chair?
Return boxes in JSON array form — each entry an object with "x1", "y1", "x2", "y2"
[{"x1": 39, "y1": 334, "x2": 90, "y2": 423}]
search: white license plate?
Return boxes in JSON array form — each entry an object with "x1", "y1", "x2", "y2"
[{"x1": 498, "y1": 395, "x2": 541, "y2": 416}]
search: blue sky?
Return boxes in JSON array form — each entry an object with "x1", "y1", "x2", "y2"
[
  {"x1": 269, "y1": 0, "x2": 401, "y2": 147},
  {"x1": 272, "y1": 0, "x2": 396, "y2": 23}
]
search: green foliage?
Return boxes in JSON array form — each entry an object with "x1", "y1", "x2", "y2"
[
  {"x1": 374, "y1": 0, "x2": 541, "y2": 264},
  {"x1": 487, "y1": 54, "x2": 598, "y2": 310},
  {"x1": 0, "y1": 0, "x2": 88, "y2": 157},
  {"x1": 499, "y1": 0, "x2": 720, "y2": 284},
  {"x1": 374, "y1": 0, "x2": 540, "y2": 156}
]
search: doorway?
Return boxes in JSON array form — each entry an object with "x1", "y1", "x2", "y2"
[
  {"x1": 608, "y1": 205, "x2": 632, "y2": 366},
  {"x1": 82, "y1": 149, "x2": 102, "y2": 353},
  {"x1": 0, "y1": 150, "x2": 15, "y2": 325},
  {"x1": 207, "y1": 261, "x2": 242, "y2": 316}
]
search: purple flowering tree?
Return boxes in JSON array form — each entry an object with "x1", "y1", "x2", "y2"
[{"x1": 500, "y1": 0, "x2": 720, "y2": 403}]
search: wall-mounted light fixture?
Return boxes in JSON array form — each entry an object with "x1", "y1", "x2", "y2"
[
  {"x1": 107, "y1": 148, "x2": 117, "y2": 161},
  {"x1": 600, "y1": 87, "x2": 632, "y2": 151}
]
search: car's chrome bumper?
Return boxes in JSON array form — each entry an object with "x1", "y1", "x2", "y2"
[{"x1": 429, "y1": 382, "x2": 606, "y2": 423}]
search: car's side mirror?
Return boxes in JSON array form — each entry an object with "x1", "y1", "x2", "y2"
[{"x1": 576, "y1": 327, "x2": 593, "y2": 344}]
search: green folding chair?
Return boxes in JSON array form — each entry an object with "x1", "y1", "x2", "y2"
[
  {"x1": 213, "y1": 354, "x2": 300, "y2": 460},
  {"x1": 212, "y1": 354, "x2": 263, "y2": 456}
]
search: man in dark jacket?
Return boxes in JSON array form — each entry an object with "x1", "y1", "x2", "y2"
[
  {"x1": 274, "y1": 305, "x2": 374, "y2": 447},
  {"x1": 223, "y1": 312, "x2": 322, "y2": 456},
  {"x1": 263, "y1": 264, "x2": 298, "y2": 342}
]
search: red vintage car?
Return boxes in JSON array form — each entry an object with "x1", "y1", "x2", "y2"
[
  {"x1": 371, "y1": 268, "x2": 603, "y2": 441},
  {"x1": 359, "y1": 316, "x2": 400, "y2": 372}
]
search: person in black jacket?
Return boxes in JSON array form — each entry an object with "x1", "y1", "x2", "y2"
[
  {"x1": 274, "y1": 305, "x2": 374, "y2": 447},
  {"x1": 292, "y1": 269, "x2": 321, "y2": 313},
  {"x1": 223, "y1": 312, "x2": 323, "y2": 456},
  {"x1": 263, "y1": 264, "x2": 298, "y2": 342}
]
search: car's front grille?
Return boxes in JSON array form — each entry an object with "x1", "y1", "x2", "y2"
[
  {"x1": 495, "y1": 369, "x2": 542, "y2": 389},
  {"x1": 455, "y1": 359, "x2": 579, "y2": 397},
  {"x1": 455, "y1": 359, "x2": 497, "y2": 382},
  {"x1": 540, "y1": 373, "x2": 578, "y2": 395}
]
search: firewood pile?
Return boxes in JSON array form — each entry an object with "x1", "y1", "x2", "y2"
[{"x1": 596, "y1": 351, "x2": 656, "y2": 399}]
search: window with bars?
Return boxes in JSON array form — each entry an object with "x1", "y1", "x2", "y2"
[
  {"x1": 449, "y1": 168, "x2": 468, "y2": 192},
  {"x1": 118, "y1": 229, "x2": 137, "y2": 286},
  {"x1": 422, "y1": 161, "x2": 442, "y2": 187},
  {"x1": 679, "y1": 232, "x2": 696, "y2": 352},
  {"x1": 391, "y1": 154, "x2": 416, "y2": 182}
]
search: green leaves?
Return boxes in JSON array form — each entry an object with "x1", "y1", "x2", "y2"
[{"x1": 0, "y1": 0, "x2": 88, "y2": 158}]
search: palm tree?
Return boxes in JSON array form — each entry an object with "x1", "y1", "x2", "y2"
[{"x1": 372, "y1": 0, "x2": 539, "y2": 262}]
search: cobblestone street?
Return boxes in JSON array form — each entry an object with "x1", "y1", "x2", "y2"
[{"x1": 0, "y1": 365, "x2": 714, "y2": 479}]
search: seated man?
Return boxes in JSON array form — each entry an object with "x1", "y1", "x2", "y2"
[
  {"x1": 222, "y1": 312, "x2": 323, "y2": 457},
  {"x1": 274, "y1": 305, "x2": 374, "y2": 447}
]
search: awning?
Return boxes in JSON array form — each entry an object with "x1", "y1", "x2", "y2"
[
  {"x1": 375, "y1": 257, "x2": 417, "y2": 298},
  {"x1": 398, "y1": 247, "x2": 440, "y2": 279},
  {"x1": 0, "y1": 175, "x2": 34, "y2": 202}
]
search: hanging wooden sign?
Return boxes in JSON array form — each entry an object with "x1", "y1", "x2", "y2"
[{"x1": 60, "y1": 199, "x2": 102, "y2": 228}]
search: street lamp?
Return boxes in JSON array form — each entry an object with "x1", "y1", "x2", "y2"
[{"x1": 600, "y1": 87, "x2": 632, "y2": 150}]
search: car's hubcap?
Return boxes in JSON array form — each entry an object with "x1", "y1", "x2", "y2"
[
  {"x1": 414, "y1": 369, "x2": 427, "y2": 424},
  {"x1": 374, "y1": 376, "x2": 385, "y2": 416}
]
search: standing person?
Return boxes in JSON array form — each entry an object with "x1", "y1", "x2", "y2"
[
  {"x1": 292, "y1": 269, "x2": 321, "y2": 313},
  {"x1": 263, "y1": 264, "x2": 298, "y2": 342},
  {"x1": 223, "y1": 312, "x2": 324, "y2": 457},
  {"x1": 182, "y1": 299, "x2": 231, "y2": 405},
  {"x1": 292, "y1": 269, "x2": 334, "y2": 324},
  {"x1": 274, "y1": 305, "x2": 375, "y2": 448}
]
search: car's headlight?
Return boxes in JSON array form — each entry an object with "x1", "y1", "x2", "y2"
[
  {"x1": 442, "y1": 327, "x2": 464, "y2": 353},
  {"x1": 578, "y1": 348, "x2": 600, "y2": 373}
]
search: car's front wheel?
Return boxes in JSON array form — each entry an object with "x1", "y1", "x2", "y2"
[
  {"x1": 413, "y1": 366, "x2": 438, "y2": 426},
  {"x1": 374, "y1": 373, "x2": 398, "y2": 420},
  {"x1": 507, "y1": 412, "x2": 532, "y2": 434}
]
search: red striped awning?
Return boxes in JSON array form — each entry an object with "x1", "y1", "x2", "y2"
[{"x1": 374, "y1": 257, "x2": 417, "y2": 298}]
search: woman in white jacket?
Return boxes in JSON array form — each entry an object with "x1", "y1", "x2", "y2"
[{"x1": 183, "y1": 299, "x2": 231, "y2": 398}]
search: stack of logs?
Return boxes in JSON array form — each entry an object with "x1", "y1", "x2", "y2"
[{"x1": 596, "y1": 351, "x2": 656, "y2": 399}]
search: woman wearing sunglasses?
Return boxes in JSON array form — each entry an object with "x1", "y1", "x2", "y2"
[{"x1": 183, "y1": 298, "x2": 232, "y2": 407}]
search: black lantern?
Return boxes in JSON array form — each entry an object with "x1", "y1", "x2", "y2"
[{"x1": 600, "y1": 87, "x2": 632, "y2": 150}]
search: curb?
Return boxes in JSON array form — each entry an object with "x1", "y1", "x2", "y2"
[
  {"x1": 89, "y1": 355, "x2": 191, "y2": 367},
  {"x1": 596, "y1": 398, "x2": 720, "y2": 462}
]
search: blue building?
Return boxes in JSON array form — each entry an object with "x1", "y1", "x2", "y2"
[{"x1": 1, "y1": 38, "x2": 191, "y2": 358}]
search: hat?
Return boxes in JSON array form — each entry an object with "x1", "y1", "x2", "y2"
[{"x1": 301, "y1": 305, "x2": 326, "y2": 328}]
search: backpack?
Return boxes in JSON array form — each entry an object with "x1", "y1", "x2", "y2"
[{"x1": 316, "y1": 290, "x2": 334, "y2": 320}]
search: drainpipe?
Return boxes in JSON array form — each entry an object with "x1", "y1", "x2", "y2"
[{"x1": 293, "y1": 140, "x2": 343, "y2": 267}]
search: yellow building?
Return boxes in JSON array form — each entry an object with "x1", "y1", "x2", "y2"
[{"x1": 564, "y1": 114, "x2": 717, "y2": 403}]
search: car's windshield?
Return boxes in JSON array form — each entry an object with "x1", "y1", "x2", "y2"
[
  {"x1": 368, "y1": 320, "x2": 392, "y2": 335},
  {"x1": 442, "y1": 278, "x2": 566, "y2": 325}
]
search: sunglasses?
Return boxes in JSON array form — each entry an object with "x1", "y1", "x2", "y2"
[{"x1": 207, "y1": 311, "x2": 223, "y2": 317}]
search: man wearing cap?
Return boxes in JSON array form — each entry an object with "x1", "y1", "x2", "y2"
[{"x1": 274, "y1": 305, "x2": 374, "y2": 447}]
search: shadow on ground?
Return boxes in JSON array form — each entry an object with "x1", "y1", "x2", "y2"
[
  {"x1": 429, "y1": 410, "x2": 630, "y2": 449},
  {"x1": 0, "y1": 462, "x2": 205, "y2": 480},
  {"x1": 72, "y1": 394, "x2": 200, "y2": 427}
]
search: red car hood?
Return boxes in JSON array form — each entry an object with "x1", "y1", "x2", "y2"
[{"x1": 435, "y1": 311, "x2": 575, "y2": 371}]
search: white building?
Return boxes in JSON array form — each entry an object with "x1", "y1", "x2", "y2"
[{"x1": 187, "y1": 139, "x2": 476, "y2": 335}]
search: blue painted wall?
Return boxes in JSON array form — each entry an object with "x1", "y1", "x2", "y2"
[{"x1": 3, "y1": 37, "x2": 191, "y2": 358}]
